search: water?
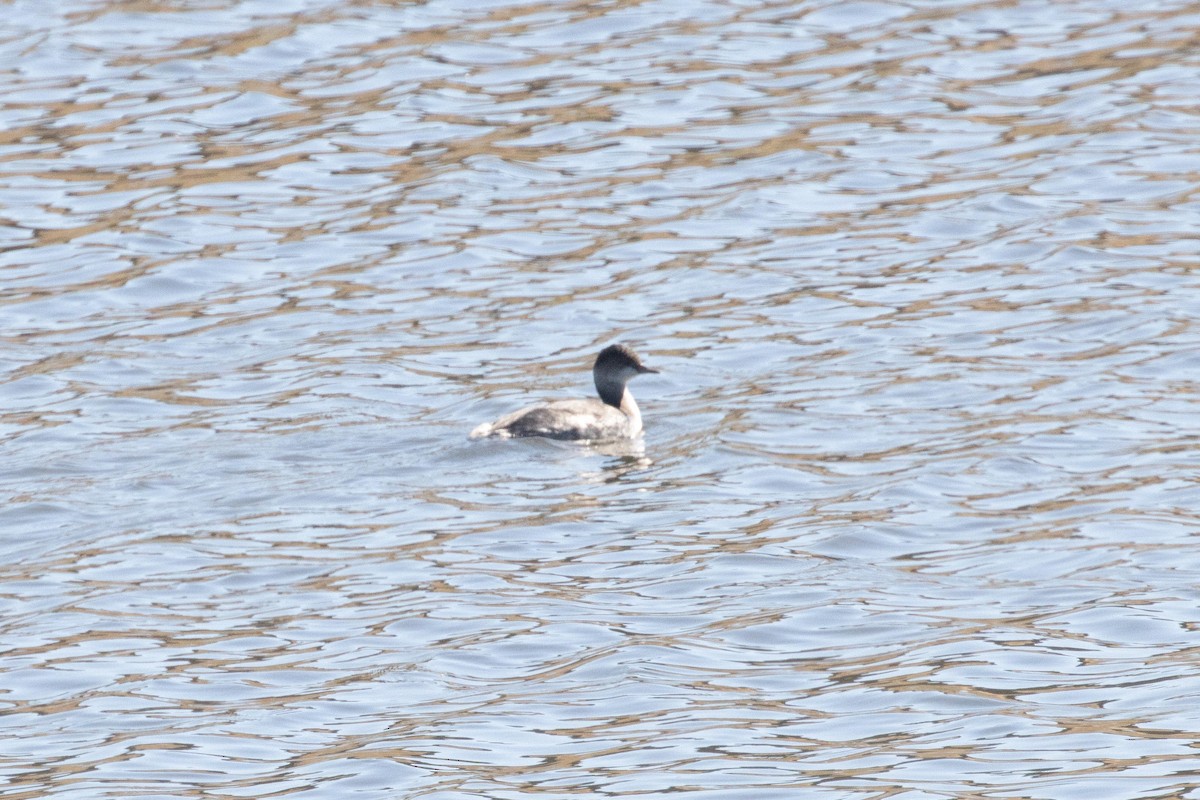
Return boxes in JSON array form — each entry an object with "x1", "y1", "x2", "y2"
[{"x1": 3, "y1": 0, "x2": 1200, "y2": 797}]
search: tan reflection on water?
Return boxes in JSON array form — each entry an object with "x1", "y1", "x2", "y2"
[{"x1": 3, "y1": 0, "x2": 1200, "y2": 797}]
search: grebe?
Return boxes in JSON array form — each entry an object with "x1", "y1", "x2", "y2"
[{"x1": 470, "y1": 344, "x2": 657, "y2": 441}]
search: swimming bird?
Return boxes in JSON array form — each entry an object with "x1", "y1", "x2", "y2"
[{"x1": 470, "y1": 344, "x2": 658, "y2": 441}]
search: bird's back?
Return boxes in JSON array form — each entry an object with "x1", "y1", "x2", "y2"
[{"x1": 470, "y1": 399, "x2": 633, "y2": 441}]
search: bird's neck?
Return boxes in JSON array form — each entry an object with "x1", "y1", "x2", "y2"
[
  {"x1": 595, "y1": 374, "x2": 626, "y2": 407},
  {"x1": 619, "y1": 391, "x2": 643, "y2": 436}
]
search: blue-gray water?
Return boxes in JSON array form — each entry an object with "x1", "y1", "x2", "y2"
[{"x1": 3, "y1": 1, "x2": 1200, "y2": 798}]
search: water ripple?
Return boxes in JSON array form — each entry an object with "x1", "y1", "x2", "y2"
[{"x1": 4, "y1": 0, "x2": 1200, "y2": 797}]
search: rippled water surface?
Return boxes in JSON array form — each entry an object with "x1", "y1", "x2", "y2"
[{"x1": 4, "y1": 0, "x2": 1200, "y2": 797}]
